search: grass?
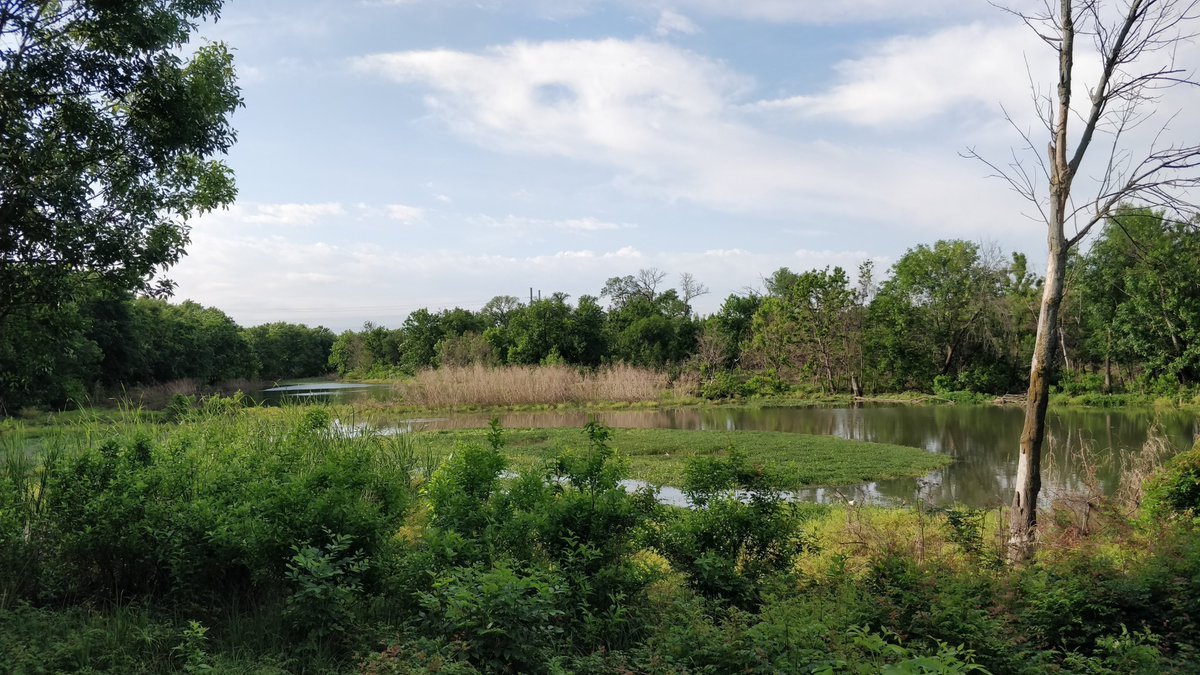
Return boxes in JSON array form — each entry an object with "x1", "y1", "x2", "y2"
[{"x1": 411, "y1": 426, "x2": 951, "y2": 488}]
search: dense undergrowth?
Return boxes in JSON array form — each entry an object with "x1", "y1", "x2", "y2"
[{"x1": 1, "y1": 407, "x2": 1198, "y2": 673}]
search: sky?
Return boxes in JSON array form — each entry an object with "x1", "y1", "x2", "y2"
[{"x1": 168, "y1": 0, "x2": 1200, "y2": 331}]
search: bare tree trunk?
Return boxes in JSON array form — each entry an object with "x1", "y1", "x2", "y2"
[
  {"x1": 1010, "y1": 239, "x2": 1067, "y2": 560},
  {"x1": 1009, "y1": 0, "x2": 1076, "y2": 563}
]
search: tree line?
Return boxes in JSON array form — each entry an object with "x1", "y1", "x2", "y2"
[
  {"x1": 0, "y1": 293, "x2": 334, "y2": 412},
  {"x1": 330, "y1": 208, "x2": 1199, "y2": 397},
  {"x1": 2, "y1": 208, "x2": 1196, "y2": 412}
]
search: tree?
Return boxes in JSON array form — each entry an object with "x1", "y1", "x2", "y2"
[
  {"x1": 679, "y1": 272, "x2": 709, "y2": 315},
  {"x1": 1076, "y1": 209, "x2": 1200, "y2": 388},
  {"x1": 746, "y1": 266, "x2": 864, "y2": 394},
  {"x1": 601, "y1": 268, "x2": 668, "y2": 308},
  {"x1": 972, "y1": 0, "x2": 1200, "y2": 560},
  {"x1": 607, "y1": 289, "x2": 697, "y2": 368},
  {"x1": 866, "y1": 242, "x2": 1009, "y2": 392},
  {"x1": 0, "y1": 1, "x2": 241, "y2": 324}
]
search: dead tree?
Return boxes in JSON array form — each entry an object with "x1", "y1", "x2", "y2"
[{"x1": 966, "y1": 0, "x2": 1200, "y2": 561}]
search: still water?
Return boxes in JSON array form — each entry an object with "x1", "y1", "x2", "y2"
[
  {"x1": 256, "y1": 382, "x2": 1198, "y2": 507},
  {"x1": 378, "y1": 405, "x2": 1199, "y2": 508}
]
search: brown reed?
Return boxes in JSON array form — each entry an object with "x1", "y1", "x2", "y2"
[{"x1": 394, "y1": 364, "x2": 675, "y2": 407}]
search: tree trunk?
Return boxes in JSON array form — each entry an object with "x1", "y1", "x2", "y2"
[
  {"x1": 1010, "y1": 230, "x2": 1068, "y2": 561},
  {"x1": 1103, "y1": 349, "x2": 1112, "y2": 394}
]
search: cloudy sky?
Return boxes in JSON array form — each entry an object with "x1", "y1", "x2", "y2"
[{"x1": 170, "y1": 0, "x2": 1199, "y2": 331}]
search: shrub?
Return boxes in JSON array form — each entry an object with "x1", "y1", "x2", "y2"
[
  {"x1": 416, "y1": 563, "x2": 565, "y2": 673},
  {"x1": 657, "y1": 449, "x2": 808, "y2": 606},
  {"x1": 700, "y1": 371, "x2": 745, "y2": 400},
  {"x1": 1144, "y1": 444, "x2": 1200, "y2": 523},
  {"x1": 24, "y1": 414, "x2": 416, "y2": 603},
  {"x1": 284, "y1": 531, "x2": 369, "y2": 648}
]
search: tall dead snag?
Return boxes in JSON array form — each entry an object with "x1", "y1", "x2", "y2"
[{"x1": 967, "y1": 0, "x2": 1200, "y2": 562}]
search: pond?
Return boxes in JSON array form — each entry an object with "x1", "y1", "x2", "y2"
[
  {"x1": 372, "y1": 405, "x2": 1199, "y2": 508},
  {"x1": 257, "y1": 380, "x2": 391, "y2": 405}
]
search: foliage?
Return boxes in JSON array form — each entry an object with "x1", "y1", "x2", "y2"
[
  {"x1": 284, "y1": 531, "x2": 370, "y2": 647},
  {"x1": 1143, "y1": 443, "x2": 1200, "y2": 523},
  {"x1": 746, "y1": 266, "x2": 865, "y2": 394},
  {"x1": 867, "y1": 241, "x2": 1030, "y2": 393},
  {"x1": 1, "y1": 410, "x2": 416, "y2": 604},
  {"x1": 653, "y1": 449, "x2": 811, "y2": 606},
  {"x1": 3, "y1": 415, "x2": 1200, "y2": 671},
  {"x1": 0, "y1": 0, "x2": 241, "y2": 319},
  {"x1": 1073, "y1": 209, "x2": 1200, "y2": 390},
  {"x1": 243, "y1": 322, "x2": 335, "y2": 380},
  {"x1": 0, "y1": 0, "x2": 243, "y2": 412},
  {"x1": 417, "y1": 563, "x2": 565, "y2": 673}
]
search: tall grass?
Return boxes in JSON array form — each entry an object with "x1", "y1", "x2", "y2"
[{"x1": 395, "y1": 364, "x2": 676, "y2": 407}]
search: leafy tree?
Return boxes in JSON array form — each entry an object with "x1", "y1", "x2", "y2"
[
  {"x1": 747, "y1": 267, "x2": 862, "y2": 393},
  {"x1": 243, "y1": 323, "x2": 335, "y2": 380},
  {"x1": 0, "y1": 0, "x2": 241, "y2": 321},
  {"x1": 601, "y1": 268, "x2": 668, "y2": 309},
  {"x1": 0, "y1": 297, "x2": 101, "y2": 411},
  {"x1": 867, "y1": 241, "x2": 1009, "y2": 392},
  {"x1": 436, "y1": 332, "x2": 499, "y2": 367},
  {"x1": 398, "y1": 309, "x2": 443, "y2": 372},
  {"x1": 506, "y1": 293, "x2": 577, "y2": 365},
  {"x1": 607, "y1": 290, "x2": 697, "y2": 368},
  {"x1": 1077, "y1": 209, "x2": 1200, "y2": 389},
  {"x1": 328, "y1": 330, "x2": 371, "y2": 376},
  {"x1": 567, "y1": 295, "x2": 608, "y2": 367},
  {"x1": 128, "y1": 299, "x2": 255, "y2": 384},
  {"x1": 481, "y1": 295, "x2": 522, "y2": 328},
  {"x1": 706, "y1": 293, "x2": 762, "y2": 370}
]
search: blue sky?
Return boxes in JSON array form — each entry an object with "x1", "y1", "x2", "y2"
[{"x1": 169, "y1": 0, "x2": 1200, "y2": 331}]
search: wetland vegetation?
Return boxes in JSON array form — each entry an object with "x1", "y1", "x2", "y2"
[
  {"x1": 2, "y1": 407, "x2": 1199, "y2": 673},
  {"x1": 3, "y1": 0, "x2": 1200, "y2": 672}
]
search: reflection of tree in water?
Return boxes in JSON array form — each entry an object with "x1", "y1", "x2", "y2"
[{"x1": 399, "y1": 405, "x2": 1196, "y2": 506}]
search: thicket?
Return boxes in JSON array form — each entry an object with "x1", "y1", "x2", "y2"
[{"x1": 1, "y1": 413, "x2": 1198, "y2": 673}]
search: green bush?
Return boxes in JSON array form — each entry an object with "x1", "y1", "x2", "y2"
[
  {"x1": 417, "y1": 563, "x2": 565, "y2": 674},
  {"x1": 743, "y1": 370, "x2": 790, "y2": 397},
  {"x1": 656, "y1": 449, "x2": 809, "y2": 606},
  {"x1": 284, "y1": 531, "x2": 369, "y2": 648},
  {"x1": 17, "y1": 413, "x2": 416, "y2": 603},
  {"x1": 1144, "y1": 444, "x2": 1200, "y2": 522},
  {"x1": 700, "y1": 371, "x2": 746, "y2": 400}
]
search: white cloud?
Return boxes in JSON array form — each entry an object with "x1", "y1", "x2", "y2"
[
  {"x1": 386, "y1": 203, "x2": 425, "y2": 223},
  {"x1": 173, "y1": 204, "x2": 893, "y2": 327},
  {"x1": 470, "y1": 214, "x2": 635, "y2": 233},
  {"x1": 665, "y1": 0, "x2": 963, "y2": 23},
  {"x1": 366, "y1": 0, "x2": 992, "y2": 24},
  {"x1": 749, "y1": 23, "x2": 1044, "y2": 127},
  {"x1": 354, "y1": 38, "x2": 1029, "y2": 235},
  {"x1": 560, "y1": 217, "x2": 631, "y2": 231},
  {"x1": 655, "y1": 9, "x2": 700, "y2": 36},
  {"x1": 195, "y1": 202, "x2": 347, "y2": 228}
]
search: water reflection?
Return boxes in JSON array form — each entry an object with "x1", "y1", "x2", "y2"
[{"x1": 376, "y1": 405, "x2": 1197, "y2": 508}]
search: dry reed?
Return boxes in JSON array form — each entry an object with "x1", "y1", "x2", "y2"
[{"x1": 395, "y1": 364, "x2": 673, "y2": 408}]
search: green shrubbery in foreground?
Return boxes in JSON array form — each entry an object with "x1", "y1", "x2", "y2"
[{"x1": 1, "y1": 410, "x2": 1199, "y2": 673}]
